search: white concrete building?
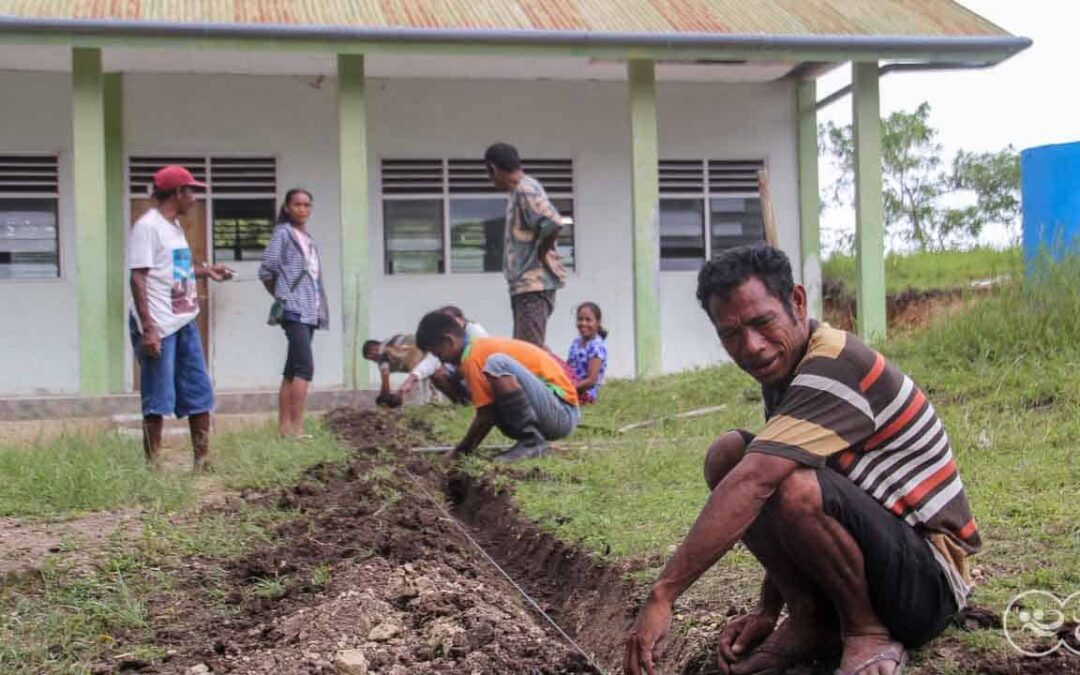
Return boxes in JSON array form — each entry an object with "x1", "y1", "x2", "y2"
[{"x1": 0, "y1": 2, "x2": 1027, "y2": 408}]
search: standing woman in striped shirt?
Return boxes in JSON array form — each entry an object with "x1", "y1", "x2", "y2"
[{"x1": 259, "y1": 189, "x2": 329, "y2": 438}]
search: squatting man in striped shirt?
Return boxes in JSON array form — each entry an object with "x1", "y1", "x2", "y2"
[{"x1": 624, "y1": 245, "x2": 979, "y2": 675}]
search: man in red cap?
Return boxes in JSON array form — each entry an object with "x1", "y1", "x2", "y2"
[{"x1": 128, "y1": 165, "x2": 234, "y2": 471}]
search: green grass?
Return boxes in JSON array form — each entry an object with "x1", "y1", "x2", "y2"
[
  {"x1": 0, "y1": 422, "x2": 352, "y2": 520},
  {"x1": 0, "y1": 433, "x2": 192, "y2": 519},
  {"x1": 824, "y1": 246, "x2": 1022, "y2": 294},
  {"x1": 413, "y1": 259, "x2": 1080, "y2": 654},
  {"x1": 212, "y1": 422, "x2": 351, "y2": 491},
  {"x1": 0, "y1": 423, "x2": 353, "y2": 673}
]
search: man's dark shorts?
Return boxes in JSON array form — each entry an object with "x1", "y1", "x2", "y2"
[
  {"x1": 130, "y1": 317, "x2": 214, "y2": 418},
  {"x1": 511, "y1": 290, "x2": 555, "y2": 346},
  {"x1": 816, "y1": 468, "x2": 959, "y2": 647}
]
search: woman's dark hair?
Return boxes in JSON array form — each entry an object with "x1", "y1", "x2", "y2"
[
  {"x1": 416, "y1": 310, "x2": 465, "y2": 352},
  {"x1": 438, "y1": 305, "x2": 467, "y2": 323},
  {"x1": 277, "y1": 188, "x2": 314, "y2": 224},
  {"x1": 484, "y1": 142, "x2": 521, "y2": 173},
  {"x1": 577, "y1": 302, "x2": 608, "y2": 340},
  {"x1": 696, "y1": 244, "x2": 796, "y2": 318}
]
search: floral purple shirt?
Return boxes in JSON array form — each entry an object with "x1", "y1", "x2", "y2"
[{"x1": 567, "y1": 335, "x2": 608, "y2": 403}]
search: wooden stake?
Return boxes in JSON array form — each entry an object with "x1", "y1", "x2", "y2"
[
  {"x1": 616, "y1": 404, "x2": 727, "y2": 433},
  {"x1": 757, "y1": 168, "x2": 779, "y2": 247}
]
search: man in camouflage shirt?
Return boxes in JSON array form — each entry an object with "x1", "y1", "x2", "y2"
[{"x1": 484, "y1": 142, "x2": 566, "y2": 346}]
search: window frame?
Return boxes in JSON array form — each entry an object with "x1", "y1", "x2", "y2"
[
  {"x1": 380, "y1": 157, "x2": 576, "y2": 277},
  {"x1": 0, "y1": 153, "x2": 61, "y2": 283},
  {"x1": 659, "y1": 158, "x2": 766, "y2": 271}
]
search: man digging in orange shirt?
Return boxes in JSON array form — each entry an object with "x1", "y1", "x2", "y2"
[{"x1": 415, "y1": 310, "x2": 580, "y2": 462}]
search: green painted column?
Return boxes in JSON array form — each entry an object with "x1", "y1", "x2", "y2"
[
  {"x1": 852, "y1": 62, "x2": 886, "y2": 341},
  {"x1": 338, "y1": 54, "x2": 370, "y2": 389},
  {"x1": 72, "y1": 48, "x2": 110, "y2": 395},
  {"x1": 628, "y1": 60, "x2": 662, "y2": 379},
  {"x1": 796, "y1": 79, "x2": 822, "y2": 320},
  {"x1": 104, "y1": 73, "x2": 126, "y2": 393}
]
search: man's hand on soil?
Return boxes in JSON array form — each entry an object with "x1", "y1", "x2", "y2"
[
  {"x1": 623, "y1": 594, "x2": 672, "y2": 675},
  {"x1": 716, "y1": 611, "x2": 777, "y2": 673}
]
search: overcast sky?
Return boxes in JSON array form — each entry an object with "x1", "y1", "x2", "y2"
[{"x1": 816, "y1": 0, "x2": 1077, "y2": 253}]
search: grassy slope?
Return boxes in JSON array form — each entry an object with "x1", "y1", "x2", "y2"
[
  {"x1": 824, "y1": 247, "x2": 1022, "y2": 294},
  {"x1": 412, "y1": 260, "x2": 1080, "y2": 667}
]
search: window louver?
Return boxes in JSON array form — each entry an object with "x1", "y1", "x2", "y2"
[
  {"x1": 447, "y1": 160, "x2": 488, "y2": 195},
  {"x1": 444, "y1": 159, "x2": 573, "y2": 195},
  {"x1": 0, "y1": 155, "x2": 59, "y2": 195},
  {"x1": 381, "y1": 159, "x2": 443, "y2": 195},
  {"x1": 210, "y1": 157, "x2": 276, "y2": 195},
  {"x1": 128, "y1": 157, "x2": 207, "y2": 196},
  {"x1": 521, "y1": 159, "x2": 573, "y2": 195},
  {"x1": 659, "y1": 160, "x2": 705, "y2": 193},
  {"x1": 708, "y1": 160, "x2": 765, "y2": 195}
]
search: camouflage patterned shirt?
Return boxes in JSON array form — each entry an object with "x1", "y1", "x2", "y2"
[{"x1": 504, "y1": 175, "x2": 567, "y2": 296}]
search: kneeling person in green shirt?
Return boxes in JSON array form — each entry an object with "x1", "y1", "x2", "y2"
[{"x1": 415, "y1": 310, "x2": 580, "y2": 462}]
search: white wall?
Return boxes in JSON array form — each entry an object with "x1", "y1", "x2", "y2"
[
  {"x1": 657, "y1": 80, "x2": 800, "y2": 372},
  {"x1": 0, "y1": 70, "x2": 799, "y2": 396},
  {"x1": 0, "y1": 72, "x2": 80, "y2": 395}
]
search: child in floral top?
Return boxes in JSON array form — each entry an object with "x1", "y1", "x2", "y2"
[{"x1": 567, "y1": 302, "x2": 609, "y2": 404}]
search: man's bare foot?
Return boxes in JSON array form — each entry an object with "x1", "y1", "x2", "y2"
[
  {"x1": 837, "y1": 633, "x2": 907, "y2": 675},
  {"x1": 728, "y1": 616, "x2": 840, "y2": 674}
]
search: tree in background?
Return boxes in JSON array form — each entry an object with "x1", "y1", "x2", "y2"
[{"x1": 821, "y1": 102, "x2": 1020, "y2": 251}]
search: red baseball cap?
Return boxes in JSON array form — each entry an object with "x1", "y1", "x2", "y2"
[{"x1": 153, "y1": 165, "x2": 206, "y2": 191}]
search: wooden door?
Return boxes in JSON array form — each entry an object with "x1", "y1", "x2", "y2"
[{"x1": 130, "y1": 199, "x2": 210, "y2": 389}]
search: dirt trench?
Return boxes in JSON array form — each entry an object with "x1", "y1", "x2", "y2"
[{"x1": 116, "y1": 409, "x2": 619, "y2": 675}]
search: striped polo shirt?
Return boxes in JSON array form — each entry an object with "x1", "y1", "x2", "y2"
[{"x1": 750, "y1": 322, "x2": 981, "y2": 588}]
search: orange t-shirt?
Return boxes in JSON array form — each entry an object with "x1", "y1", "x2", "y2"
[{"x1": 460, "y1": 337, "x2": 580, "y2": 408}]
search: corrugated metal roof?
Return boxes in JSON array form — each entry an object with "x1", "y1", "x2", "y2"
[{"x1": 0, "y1": 0, "x2": 1011, "y2": 38}]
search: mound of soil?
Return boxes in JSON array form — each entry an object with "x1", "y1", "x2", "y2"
[
  {"x1": 131, "y1": 409, "x2": 597, "y2": 674},
  {"x1": 823, "y1": 279, "x2": 975, "y2": 334}
]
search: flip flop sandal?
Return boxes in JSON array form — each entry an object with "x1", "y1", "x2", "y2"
[{"x1": 834, "y1": 646, "x2": 908, "y2": 675}]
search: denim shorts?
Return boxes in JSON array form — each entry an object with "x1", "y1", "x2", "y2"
[
  {"x1": 130, "y1": 316, "x2": 215, "y2": 418},
  {"x1": 482, "y1": 352, "x2": 580, "y2": 439}
]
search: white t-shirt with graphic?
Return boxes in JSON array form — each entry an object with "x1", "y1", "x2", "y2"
[{"x1": 128, "y1": 208, "x2": 198, "y2": 338}]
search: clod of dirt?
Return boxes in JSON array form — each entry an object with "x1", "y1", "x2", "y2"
[
  {"x1": 375, "y1": 392, "x2": 403, "y2": 409},
  {"x1": 367, "y1": 619, "x2": 402, "y2": 642},
  {"x1": 332, "y1": 648, "x2": 368, "y2": 674},
  {"x1": 958, "y1": 605, "x2": 1001, "y2": 630}
]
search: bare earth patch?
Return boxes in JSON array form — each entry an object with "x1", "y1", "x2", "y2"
[{"x1": 0, "y1": 510, "x2": 142, "y2": 579}]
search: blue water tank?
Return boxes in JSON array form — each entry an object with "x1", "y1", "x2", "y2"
[{"x1": 1022, "y1": 141, "x2": 1080, "y2": 264}]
